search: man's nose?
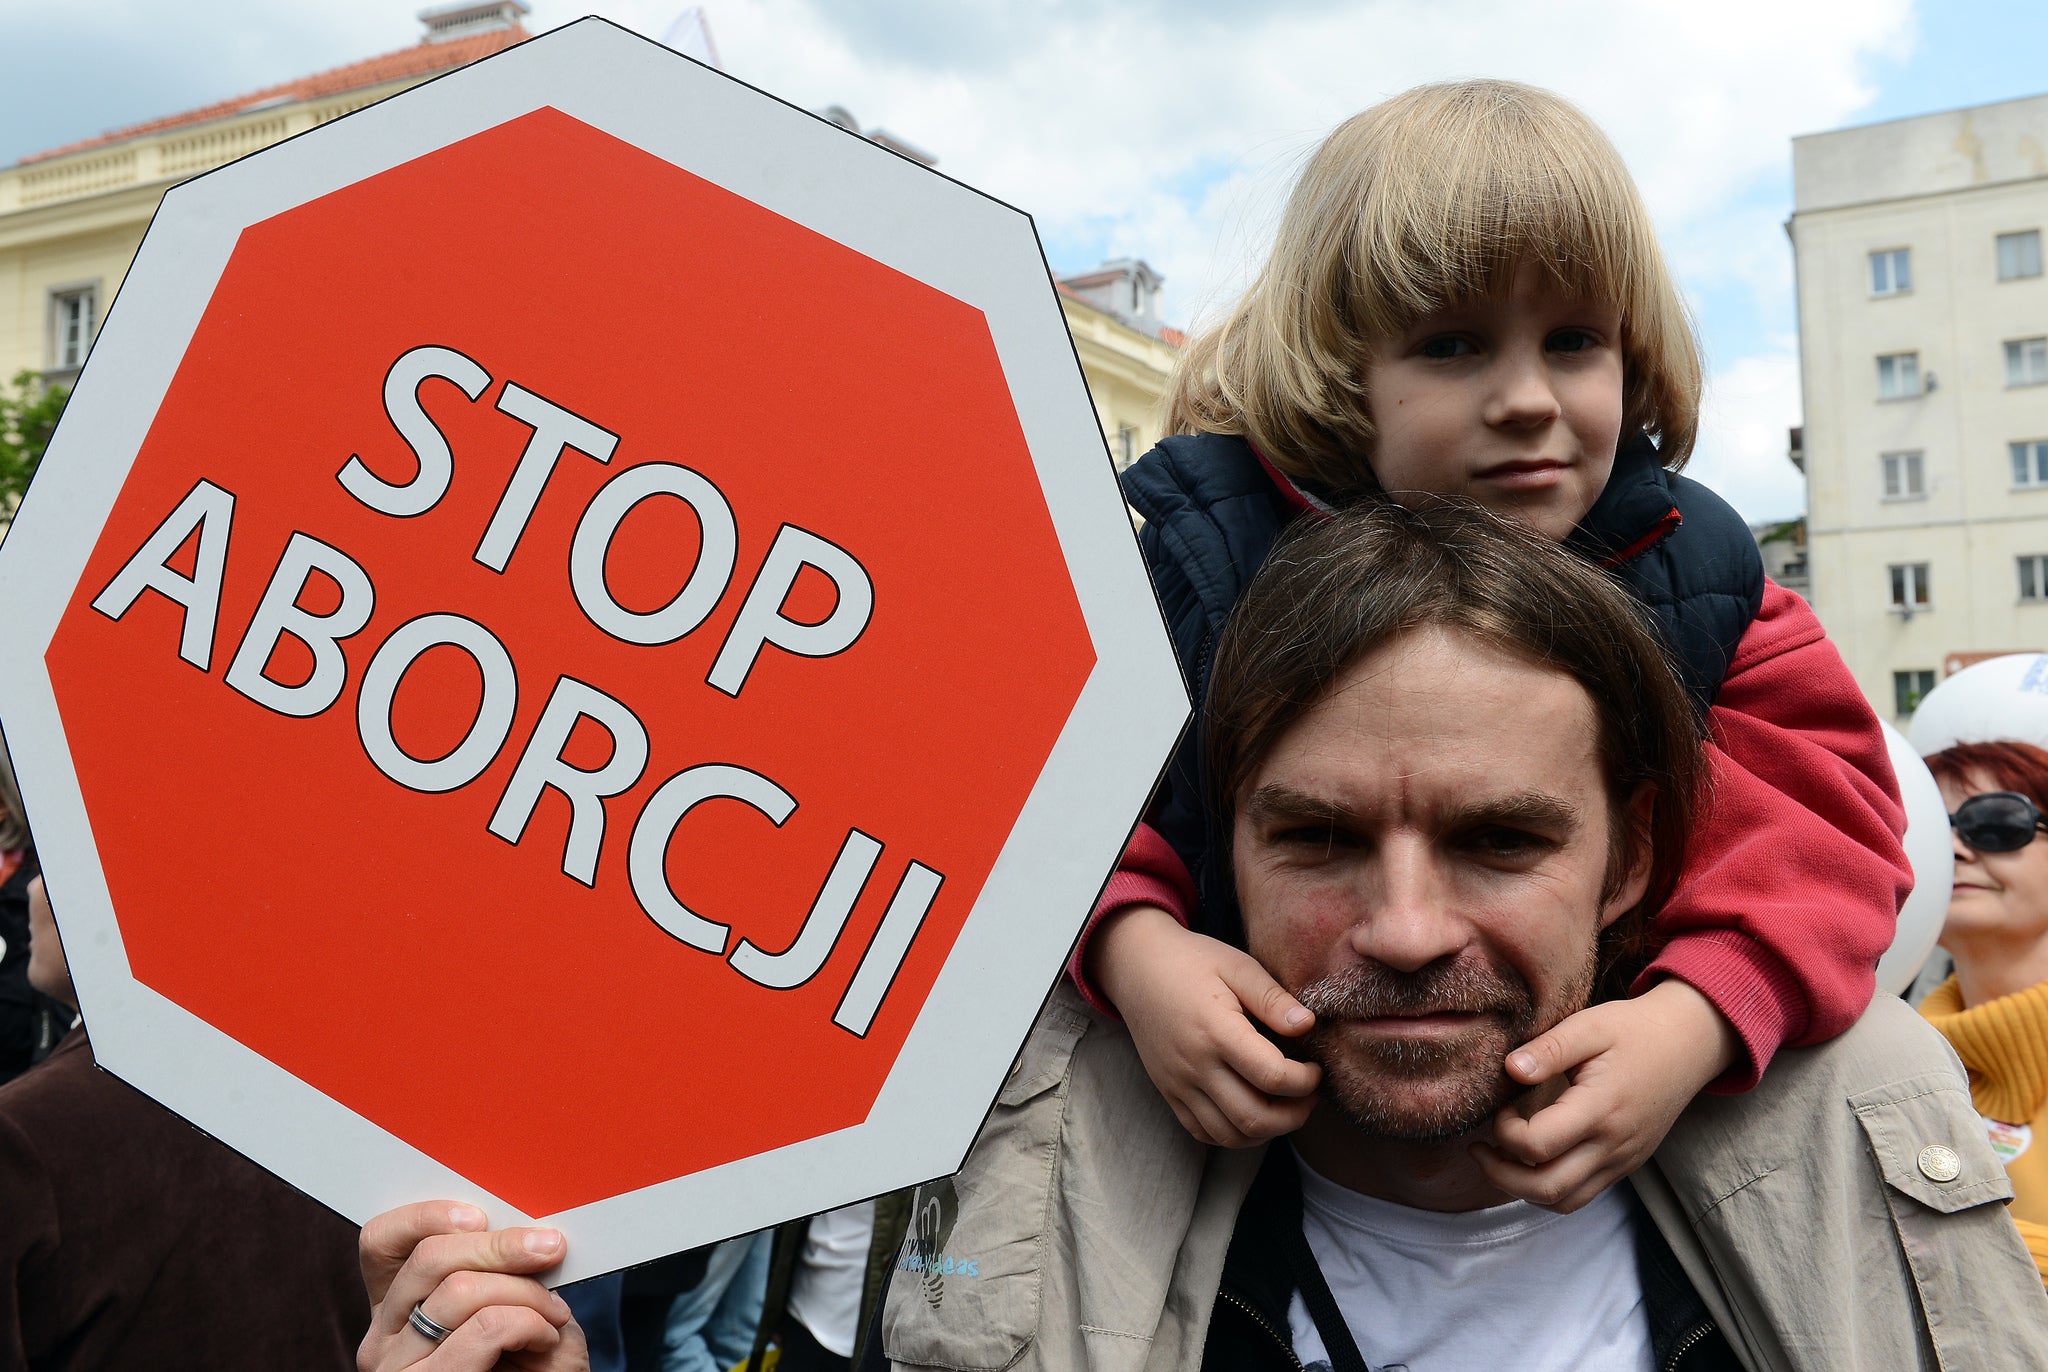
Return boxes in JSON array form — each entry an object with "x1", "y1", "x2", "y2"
[
  {"x1": 1345, "y1": 839, "x2": 1471, "y2": 973},
  {"x1": 1483, "y1": 347, "x2": 1562, "y2": 429}
]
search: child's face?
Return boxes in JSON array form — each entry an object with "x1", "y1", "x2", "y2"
[{"x1": 1364, "y1": 264, "x2": 1624, "y2": 542}]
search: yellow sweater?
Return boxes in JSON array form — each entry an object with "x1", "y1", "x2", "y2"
[{"x1": 1920, "y1": 976, "x2": 2048, "y2": 1283}]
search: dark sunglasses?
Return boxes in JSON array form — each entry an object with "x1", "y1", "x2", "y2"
[{"x1": 1950, "y1": 791, "x2": 2048, "y2": 853}]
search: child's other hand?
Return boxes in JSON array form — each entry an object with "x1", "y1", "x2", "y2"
[
  {"x1": 1471, "y1": 979, "x2": 1740, "y2": 1213},
  {"x1": 1087, "y1": 904, "x2": 1322, "y2": 1147}
]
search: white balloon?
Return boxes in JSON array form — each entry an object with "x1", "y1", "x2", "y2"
[
  {"x1": 1877, "y1": 721, "x2": 1952, "y2": 997},
  {"x1": 1905, "y1": 653, "x2": 2048, "y2": 756}
]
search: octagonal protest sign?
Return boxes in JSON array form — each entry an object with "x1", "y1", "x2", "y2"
[{"x1": 0, "y1": 18, "x2": 1186, "y2": 1282}]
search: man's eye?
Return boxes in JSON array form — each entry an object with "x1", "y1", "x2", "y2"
[
  {"x1": 1274, "y1": 824, "x2": 1350, "y2": 850},
  {"x1": 1464, "y1": 826, "x2": 1546, "y2": 858},
  {"x1": 1418, "y1": 335, "x2": 1476, "y2": 360}
]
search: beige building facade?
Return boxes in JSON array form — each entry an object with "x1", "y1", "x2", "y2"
[
  {"x1": 1056, "y1": 260, "x2": 1182, "y2": 472},
  {"x1": 1793, "y1": 92, "x2": 2048, "y2": 719}
]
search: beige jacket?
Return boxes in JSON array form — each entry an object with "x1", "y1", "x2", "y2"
[{"x1": 880, "y1": 987, "x2": 2048, "y2": 1372}]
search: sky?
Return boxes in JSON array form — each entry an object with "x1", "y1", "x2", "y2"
[{"x1": 5, "y1": 0, "x2": 2048, "y2": 523}]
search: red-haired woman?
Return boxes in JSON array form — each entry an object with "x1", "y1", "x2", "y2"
[{"x1": 1924, "y1": 739, "x2": 2048, "y2": 1284}]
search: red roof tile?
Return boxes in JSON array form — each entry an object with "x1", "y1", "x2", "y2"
[{"x1": 20, "y1": 26, "x2": 528, "y2": 165}]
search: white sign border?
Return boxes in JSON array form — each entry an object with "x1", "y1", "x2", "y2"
[{"x1": 0, "y1": 17, "x2": 1187, "y2": 1283}]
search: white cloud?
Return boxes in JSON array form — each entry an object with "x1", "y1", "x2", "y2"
[
  {"x1": 562, "y1": 0, "x2": 1915, "y2": 516},
  {"x1": 1692, "y1": 345, "x2": 1808, "y2": 524},
  {"x1": 0, "y1": 1, "x2": 416, "y2": 163},
  {"x1": 12, "y1": 0, "x2": 1920, "y2": 517},
  {"x1": 578, "y1": 0, "x2": 1913, "y2": 312}
]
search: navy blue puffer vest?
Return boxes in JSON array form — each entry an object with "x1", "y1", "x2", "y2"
[{"x1": 1120, "y1": 431, "x2": 1765, "y2": 935}]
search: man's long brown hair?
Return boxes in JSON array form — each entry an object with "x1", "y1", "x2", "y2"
[{"x1": 1203, "y1": 499, "x2": 1706, "y2": 994}]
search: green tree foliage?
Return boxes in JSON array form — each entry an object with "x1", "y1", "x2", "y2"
[{"x1": 0, "y1": 370, "x2": 69, "y2": 515}]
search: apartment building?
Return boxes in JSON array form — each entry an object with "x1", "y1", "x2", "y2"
[{"x1": 1791, "y1": 93, "x2": 2048, "y2": 719}]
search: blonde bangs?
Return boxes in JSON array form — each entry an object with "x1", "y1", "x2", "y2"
[
  {"x1": 1347, "y1": 91, "x2": 1645, "y2": 338},
  {"x1": 1166, "y1": 80, "x2": 1701, "y2": 495}
]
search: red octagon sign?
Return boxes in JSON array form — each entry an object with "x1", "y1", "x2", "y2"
[{"x1": 0, "y1": 20, "x2": 1184, "y2": 1281}]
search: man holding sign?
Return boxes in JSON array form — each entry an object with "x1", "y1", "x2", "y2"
[
  {"x1": 346, "y1": 502, "x2": 2047, "y2": 1371},
  {"x1": 857, "y1": 502, "x2": 2046, "y2": 1371}
]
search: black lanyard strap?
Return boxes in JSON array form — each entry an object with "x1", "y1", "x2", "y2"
[{"x1": 1261, "y1": 1148, "x2": 1375, "y2": 1372}]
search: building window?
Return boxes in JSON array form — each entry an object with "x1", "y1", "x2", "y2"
[
  {"x1": 1880, "y1": 450, "x2": 1925, "y2": 499},
  {"x1": 1889, "y1": 562, "x2": 1931, "y2": 611},
  {"x1": 2013, "y1": 441, "x2": 2048, "y2": 488},
  {"x1": 1116, "y1": 425, "x2": 1137, "y2": 469},
  {"x1": 2008, "y1": 337, "x2": 2048, "y2": 387},
  {"x1": 1998, "y1": 230, "x2": 2043, "y2": 281},
  {"x1": 1877, "y1": 351, "x2": 1921, "y2": 399},
  {"x1": 2022, "y1": 556, "x2": 2048, "y2": 601},
  {"x1": 1870, "y1": 248, "x2": 1912, "y2": 296},
  {"x1": 49, "y1": 286, "x2": 96, "y2": 371},
  {"x1": 1894, "y1": 669, "x2": 1937, "y2": 717}
]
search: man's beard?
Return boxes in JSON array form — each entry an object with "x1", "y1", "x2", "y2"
[{"x1": 1293, "y1": 948, "x2": 1594, "y2": 1141}]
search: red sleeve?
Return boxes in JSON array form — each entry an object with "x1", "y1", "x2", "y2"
[
  {"x1": 1635, "y1": 579, "x2": 1911, "y2": 1091},
  {"x1": 1065, "y1": 823, "x2": 1198, "y2": 1017}
]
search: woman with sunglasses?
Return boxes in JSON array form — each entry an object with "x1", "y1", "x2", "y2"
[{"x1": 1922, "y1": 739, "x2": 2048, "y2": 1285}]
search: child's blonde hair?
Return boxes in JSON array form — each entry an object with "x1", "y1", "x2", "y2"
[{"x1": 1166, "y1": 79, "x2": 1701, "y2": 497}]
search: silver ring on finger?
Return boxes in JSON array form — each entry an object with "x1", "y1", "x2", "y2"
[{"x1": 408, "y1": 1300, "x2": 456, "y2": 1343}]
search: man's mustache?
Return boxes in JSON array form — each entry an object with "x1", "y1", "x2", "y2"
[{"x1": 1293, "y1": 956, "x2": 1533, "y2": 1022}]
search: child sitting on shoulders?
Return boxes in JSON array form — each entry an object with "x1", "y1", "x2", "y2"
[{"x1": 1074, "y1": 79, "x2": 1910, "y2": 1211}]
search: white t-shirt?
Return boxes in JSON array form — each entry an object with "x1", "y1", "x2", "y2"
[
  {"x1": 787, "y1": 1198, "x2": 878, "y2": 1358},
  {"x1": 1287, "y1": 1152, "x2": 1654, "y2": 1372}
]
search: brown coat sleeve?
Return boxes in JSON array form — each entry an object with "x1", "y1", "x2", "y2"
[{"x1": 0, "y1": 1029, "x2": 369, "y2": 1370}]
